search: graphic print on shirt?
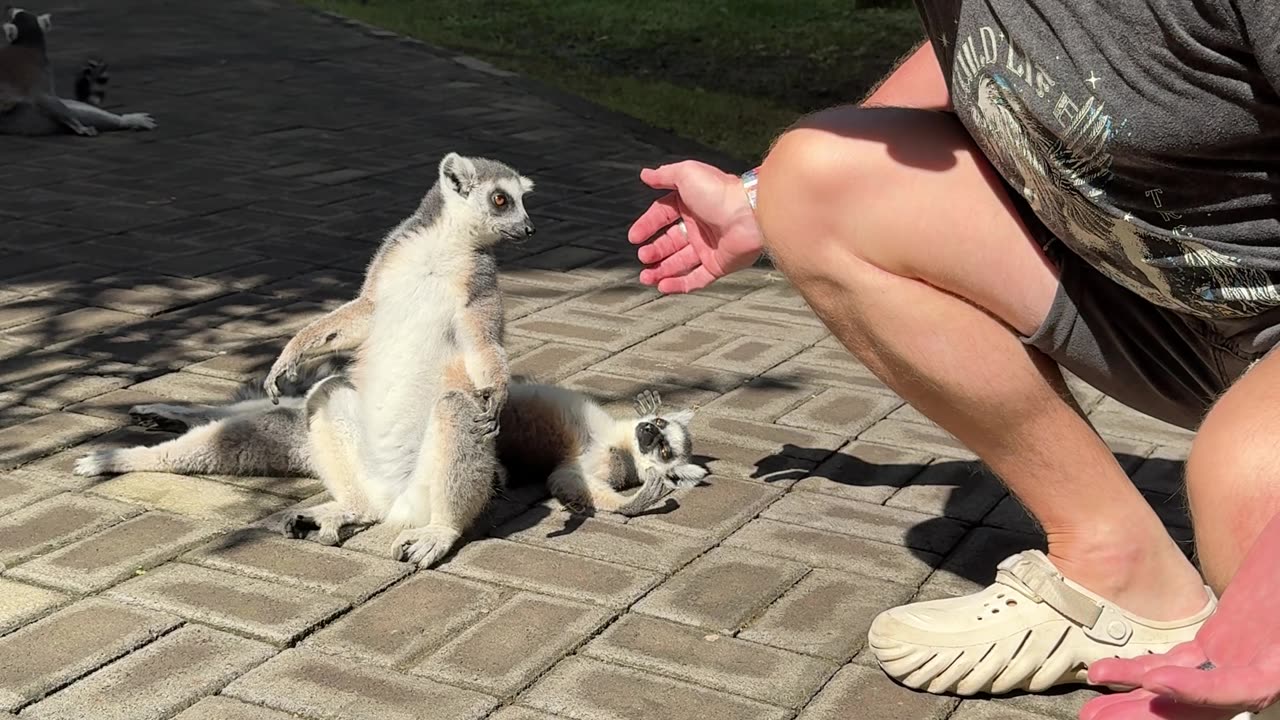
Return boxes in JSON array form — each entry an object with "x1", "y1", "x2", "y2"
[{"x1": 948, "y1": 26, "x2": 1280, "y2": 319}]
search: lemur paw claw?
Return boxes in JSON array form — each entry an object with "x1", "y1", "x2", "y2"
[
  {"x1": 282, "y1": 511, "x2": 319, "y2": 540},
  {"x1": 391, "y1": 526, "x2": 461, "y2": 567},
  {"x1": 122, "y1": 113, "x2": 156, "y2": 130}
]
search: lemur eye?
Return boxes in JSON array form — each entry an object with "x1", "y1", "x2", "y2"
[
  {"x1": 492, "y1": 192, "x2": 508, "y2": 208},
  {"x1": 660, "y1": 446, "x2": 672, "y2": 461},
  {"x1": 654, "y1": 418, "x2": 668, "y2": 429}
]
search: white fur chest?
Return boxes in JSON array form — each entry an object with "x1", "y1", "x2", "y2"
[{"x1": 356, "y1": 230, "x2": 472, "y2": 484}]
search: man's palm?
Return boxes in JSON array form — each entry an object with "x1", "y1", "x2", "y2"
[{"x1": 627, "y1": 160, "x2": 764, "y2": 294}]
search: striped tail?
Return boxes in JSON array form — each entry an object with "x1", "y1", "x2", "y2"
[{"x1": 74, "y1": 58, "x2": 108, "y2": 106}]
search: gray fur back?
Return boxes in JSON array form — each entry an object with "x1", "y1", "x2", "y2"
[{"x1": 235, "y1": 355, "x2": 349, "y2": 402}]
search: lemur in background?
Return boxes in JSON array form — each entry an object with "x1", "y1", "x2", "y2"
[{"x1": 0, "y1": 7, "x2": 155, "y2": 136}]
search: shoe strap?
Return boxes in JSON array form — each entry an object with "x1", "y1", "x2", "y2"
[{"x1": 996, "y1": 553, "x2": 1134, "y2": 646}]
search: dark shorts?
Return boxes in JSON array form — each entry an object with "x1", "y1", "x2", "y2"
[{"x1": 1007, "y1": 193, "x2": 1280, "y2": 431}]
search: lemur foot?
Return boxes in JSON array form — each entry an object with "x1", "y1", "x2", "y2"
[
  {"x1": 666, "y1": 463, "x2": 709, "y2": 490},
  {"x1": 128, "y1": 405, "x2": 189, "y2": 433},
  {"x1": 71, "y1": 123, "x2": 97, "y2": 137},
  {"x1": 73, "y1": 449, "x2": 117, "y2": 476},
  {"x1": 280, "y1": 511, "x2": 342, "y2": 545},
  {"x1": 391, "y1": 525, "x2": 461, "y2": 567},
  {"x1": 263, "y1": 358, "x2": 298, "y2": 404},
  {"x1": 122, "y1": 113, "x2": 155, "y2": 130}
]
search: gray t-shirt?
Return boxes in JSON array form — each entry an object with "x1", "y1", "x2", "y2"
[{"x1": 912, "y1": 0, "x2": 1280, "y2": 320}]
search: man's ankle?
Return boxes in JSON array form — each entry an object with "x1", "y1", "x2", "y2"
[{"x1": 1045, "y1": 527, "x2": 1209, "y2": 620}]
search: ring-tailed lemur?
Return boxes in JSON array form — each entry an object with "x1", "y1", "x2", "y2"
[
  {"x1": 0, "y1": 7, "x2": 155, "y2": 136},
  {"x1": 74, "y1": 371, "x2": 706, "y2": 530}
]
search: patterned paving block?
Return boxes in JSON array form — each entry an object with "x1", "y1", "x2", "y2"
[
  {"x1": 686, "y1": 310, "x2": 829, "y2": 344},
  {"x1": 0, "y1": 353, "x2": 90, "y2": 388},
  {"x1": 0, "y1": 493, "x2": 141, "y2": 569},
  {"x1": 414, "y1": 592, "x2": 612, "y2": 698},
  {"x1": 0, "y1": 472, "x2": 61, "y2": 519},
  {"x1": 777, "y1": 388, "x2": 903, "y2": 437},
  {"x1": 795, "y1": 663, "x2": 958, "y2": 720},
  {"x1": 0, "y1": 412, "x2": 116, "y2": 470},
  {"x1": 124, "y1": 372, "x2": 244, "y2": 405},
  {"x1": 0, "y1": 598, "x2": 180, "y2": 713},
  {"x1": 761, "y1": 491, "x2": 969, "y2": 555},
  {"x1": 582, "y1": 613, "x2": 836, "y2": 709},
  {"x1": 885, "y1": 459, "x2": 1008, "y2": 523},
  {"x1": 632, "y1": 547, "x2": 807, "y2": 633},
  {"x1": 487, "y1": 708, "x2": 570, "y2": 720},
  {"x1": 223, "y1": 649, "x2": 498, "y2": 720},
  {"x1": 510, "y1": 305, "x2": 671, "y2": 351},
  {"x1": 629, "y1": 476, "x2": 783, "y2": 540},
  {"x1": 520, "y1": 657, "x2": 789, "y2": 720},
  {"x1": 442, "y1": 539, "x2": 661, "y2": 609},
  {"x1": 4, "y1": 308, "x2": 140, "y2": 347},
  {"x1": 766, "y1": 350, "x2": 898, "y2": 395},
  {"x1": 495, "y1": 507, "x2": 712, "y2": 572},
  {"x1": 105, "y1": 563, "x2": 347, "y2": 645},
  {"x1": 795, "y1": 441, "x2": 932, "y2": 504},
  {"x1": 559, "y1": 370, "x2": 722, "y2": 414},
  {"x1": 583, "y1": 353, "x2": 748, "y2": 395},
  {"x1": 739, "y1": 569, "x2": 913, "y2": 662},
  {"x1": 8, "y1": 511, "x2": 223, "y2": 594},
  {"x1": 510, "y1": 343, "x2": 611, "y2": 384},
  {"x1": 171, "y1": 697, "x2": 299, "y2": 720},
  {"x1": 626, "y1": 325, "x2": 738, "y2": 364},
  {"x1": 183, "y1": 528, "x2": 411, "y2": 602},
  {"x1": 858, "y1": 419, "x2": 977, "y2": 459},
  {"x1": 950, "y1": 700, "x2": 1061, "y2": 720},
  {"x1": 89, "y1": 472, "x2": 291, "y2": 525},
  {"x1": 0, "y1": 579, "x2": 66, "y2": 636},
  {"x1": 306, "y1": 571, "x2": 508, "y2": 667},
  {"x1": 198, "y1": 472, "x2": 323, "y2": 500},
  {"x1": 701, "y1": 377, "x2": 824, "y2": 423},
  {"x1": 724, "y1": 519, "x2": 940, "y2": 587},
  {"x1": 20, "y1": 625, "x2": 274, "y2": 720},
  {"x1": 692, "y1": 336, "x2": 811, "y2": 377}
]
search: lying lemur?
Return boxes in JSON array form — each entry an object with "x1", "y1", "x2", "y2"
[
  {"x1": 1, "y1": 7, "x2": 155, "y2": 136},
  {"x1": 75, "y1": 364, "x2": 706, "y2": 535},
  {"x1": 76, "y1": 152, "x2": 704, "y2": 567}
]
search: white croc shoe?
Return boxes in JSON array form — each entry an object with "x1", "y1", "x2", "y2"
[{"x1": 868, "y1": 550, "x2": 1218, "y2": 696}]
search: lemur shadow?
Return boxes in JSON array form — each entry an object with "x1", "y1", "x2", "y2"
[{"x1": 746, "y1": 442, "x2": 1191, "y2": 588}]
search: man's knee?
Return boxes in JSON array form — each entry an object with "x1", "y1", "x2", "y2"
[
  {"x1": 1186, "y1": 386, "x2": 1280, "y2": 589},
  {"x1": 756, "y1": 106, "x2": 967, "y2": 274}
]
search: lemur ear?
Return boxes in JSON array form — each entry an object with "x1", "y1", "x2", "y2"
[
  {"x1": 2, "y1": 23, "x2": 16, "y2": 42},
  {"x1": 36, "y1": 12, "x2": 50, "y2": 31},
  {"x1": 439, "y1": 152, "x2": 478, "y2": 197},
  {"x1": 518, "y1": 175, "x2": 535, "y2": 194}
]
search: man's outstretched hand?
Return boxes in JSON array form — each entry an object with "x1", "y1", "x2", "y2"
[
  {"x1": 1081, "y1": 515, "x2": 1280, "y2": 719},
  {"x1": 627, "y1": 160, "x2": 764, "y2": 294}
]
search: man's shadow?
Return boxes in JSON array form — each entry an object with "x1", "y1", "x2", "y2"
[{"x1": 744, "y1": 442, "x2": 1192, "y2": 588}]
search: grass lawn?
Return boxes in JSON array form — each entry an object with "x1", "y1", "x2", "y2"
[{"x1": 299, "y1": 0, "x2": 926, "y2": 164}]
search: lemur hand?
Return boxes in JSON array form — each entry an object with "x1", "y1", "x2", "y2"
[
  {"x1": 628, "y1": 160, "x2": 763, "y2": 294},
  {"x1": 263, "y1": 352, "x2": 298, "y2": 405},
  {"x1": 471, "y1": 385, "x2": 506, "y2": 439}
]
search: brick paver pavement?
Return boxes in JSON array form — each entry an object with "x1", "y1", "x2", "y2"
[{"x1": 0, "y1": 0, "x2": 1198, "y2": 718}]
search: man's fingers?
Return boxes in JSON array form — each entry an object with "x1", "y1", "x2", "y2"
[
  {"x1": 639, "y1": 244, "x2": 700, "y2": 286},
  {"x1": 628, "y1": 193, "x2": 681, "y2": 245},
  {"x1": 1144, "y1": 666, "x2": 1276, "y2": 711},
  {"x1": 637, "y1": 222, "x2": 691, "y2": 264},
  {"x1": 656, "y1": 266, "x2": 716, "y2": 295},
  {"x1": 1081, "y1": 690, "x2": 1160, "y2": 720},
  {"x1": 1089, "y1": 644, "x2": 1208, "y2": 689},
  {"x1": 639, "y1": 162, "x2": 695, "y2": 191}
]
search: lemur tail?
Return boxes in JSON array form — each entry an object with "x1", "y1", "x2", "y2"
[
  {"x1": 611, "y1": 470, "x2": 670, "y2": 517},
  {"x1": 74, "y1": 58, "x2": 108, "y2": 106}
]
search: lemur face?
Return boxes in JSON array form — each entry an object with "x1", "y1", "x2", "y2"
[
  {"x1": 631, "y1": 389, "x2": 704, "y2": 487},
  {"x1": 437, "y1": 152, "x2": 536, "y2": 247}
]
